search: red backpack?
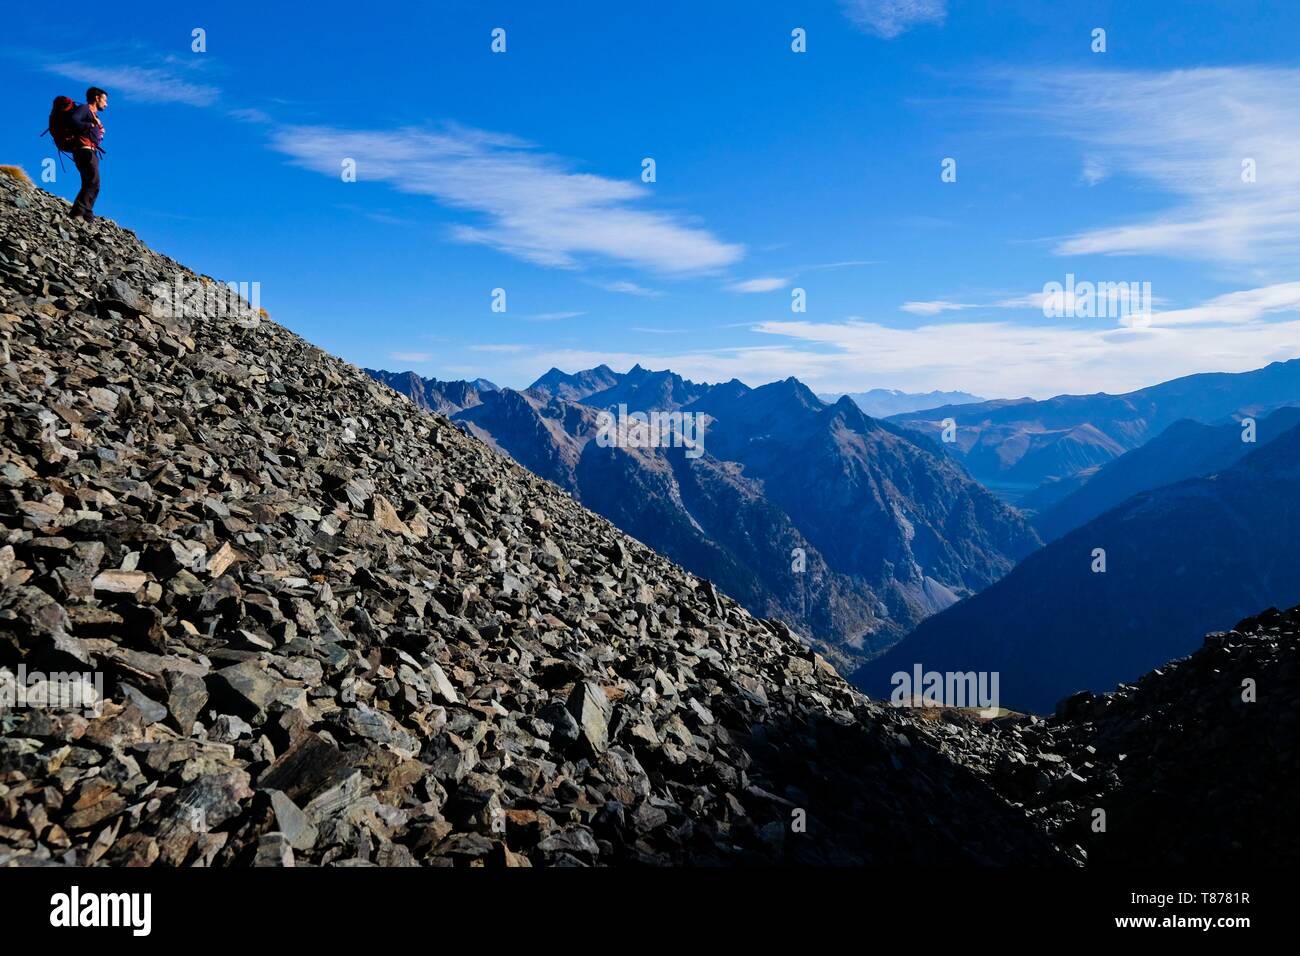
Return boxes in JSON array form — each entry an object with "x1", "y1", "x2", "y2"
[{"x1": 44, "y1": 96, "x2": 81, "y2": 153}]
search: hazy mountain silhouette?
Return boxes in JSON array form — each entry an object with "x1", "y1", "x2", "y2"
[{"x1": 890, "y1": 359, "x2": 1300, "y2": 501}]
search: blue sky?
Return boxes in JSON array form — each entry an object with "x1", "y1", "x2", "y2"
[{"x1": 4, "y1": 0, "x2": 1300, "y2": 398}]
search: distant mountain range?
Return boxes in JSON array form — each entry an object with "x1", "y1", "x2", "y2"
[
  {"x1": 819, "y1": 388, "x2": 986, "y2": 418},
  {"x1": 365, "y1": 363, "x2": 1039, "y2": 672},
  {"x1": 889, "y1": 359, "x2": 1300, "y2": 503},
  {"x1": 855, "y1": 420, "x2": 1300, "y2": 712},
  {"x1": 372, "y1": 358, "x2": 1300, "y2": 710}
]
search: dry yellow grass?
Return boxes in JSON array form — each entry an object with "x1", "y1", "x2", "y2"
[{"x1": 0, "y1": 165, "x2": 33, "y2": 184}]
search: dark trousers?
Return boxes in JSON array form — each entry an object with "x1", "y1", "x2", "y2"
[{"x1": 71, "y1": 149, "x2": 100, "y2": 220}]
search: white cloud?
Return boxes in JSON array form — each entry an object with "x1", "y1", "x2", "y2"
[
  {"x1": 1010, "y1": 68, "x2": 1300, "y2": 268},
  {"x1": 229, "y1": 107, "x2": 273, "y2": 125},
  {"x1": 597, "y1": 280, "x2": 662, "y2": 297},
  {"x1": 840, "y1": 0, "x2": 946, "y2": 38},
  {"x1": 268, "y1": 124, "x2": 742, "y2": 274},
  {"x1": 728, "y1": 277, "x2": 789, "y2": 293},
  {"x1": 521, "y1": 311, "x2": 586, "y2": 322},
  {"x1": 995, "y1": 293, "x2": 1050, "y2": 310},
  {"x1": 45, "y1": 60, "x2": 219, "y2": 107},
  {"x1": 744, "y1": 282, "x2": 1300, "y2": 396},
  {"x1": 906, "y1": 288, "x2": 1168, "y2": 317},
  {"x1": 1081, "y1": 154, "x2": 1108, "y2": 186},
  {"x1": 1152, "y1": 282, "x2": 1300, "y2": 326},
  {"x1": 901, "y1": 300, "x2": 974, "y2": 315},
  {"x1": 801, "y1": 259, "x2": 879, "y2": 272},
  {"x1": 390, "y1": 351, "x2": 432, "y2": 362}
]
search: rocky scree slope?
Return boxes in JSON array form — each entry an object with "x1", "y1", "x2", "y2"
[
  {"x1": 909, "y1": 605, "x2": 1300, "y2": 865},
  {"x1": 0, "y1": 172, "x2": 1063, "y2": 866}
]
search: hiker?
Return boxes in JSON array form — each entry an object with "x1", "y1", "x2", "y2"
[
  {"x1": 68, "y1": 87, "x2": 107, "y2": 221},
  {"x1": 45, "y1": 86, "x2": 109, "y2": 222}
]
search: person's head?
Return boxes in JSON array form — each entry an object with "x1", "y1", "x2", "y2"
[{"x1": 86, "y1": 87, "x2": 108, "y2": 110}]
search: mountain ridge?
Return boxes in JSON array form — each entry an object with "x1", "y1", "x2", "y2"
[
  {"x1": 366, "y1": 364, "x2": 1041, "y2": 671},
  {"x1": 890, "y1": 359, "x2": 1300, "y2": 501}
]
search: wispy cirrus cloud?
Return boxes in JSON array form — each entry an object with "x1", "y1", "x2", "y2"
[
  {"x1": 801, "y1": 259, "x2": 879, "y2": 272},
  {"x1": 728, "y1": 277, "x2": 789, "y2": 293},
  {"x1": 229, "y1": 106, "x2": 273, "y2": 125},
  {"x1": 901, "y1": 299, "x2": 974, "y2": 316},
  {"x1": 28, "y1": 48, "x2": 737, "y2": 278},
  {"x1": 268, "y1": 124, "x2": 743, "y2": 274},
  {"x1": 44, "y1": 59, "x2": 220, "y2": 107},
  {"x1": 519, "y1": 311, "x2": 586, "y2": 322},
  {"x1": 1080, "y1": 154, "x2": 1108, "y2": 187},
  {"x1": 840, "y1": 0, "x2": 946, "y2": 38},
  {"x1": 727, "y1": 265, "x2": 870, "y2": 296},
  {"x1": 1009, "y1": 68, "x2": 1300, "y2": 268},
  {"x1": 390, "y1": 351, "x2": 433, "y2": 363},
  {"x1": 903, "y1": 288, "x2": 1166, "y2": 316},
  {"x1": 595, "y1": 280, "x2": 662, "y2": 297}
]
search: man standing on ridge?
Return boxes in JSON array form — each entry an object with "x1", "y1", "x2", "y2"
[{"x1": 68, "y1": 87, "x2": 107, "y2": 222}]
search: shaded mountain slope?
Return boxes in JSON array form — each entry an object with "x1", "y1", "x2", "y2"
[
  {"x1": 854, "y1": 421, "x2": 1300, "y2": 713},
  {"x1": 1000, "y1": 606, "x2": 1300, "y2": 864},
  {"x1": 695, "y1": 384, "x2": 1041, "y2": 615},
  {"x1": 910, "y1": 604, "x2": 1300, "y2": 865},
  {"x1": 1034, "y1": 405, "x2": 1300, "y2": 541}
]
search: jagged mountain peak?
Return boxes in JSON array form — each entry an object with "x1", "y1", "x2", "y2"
[{"x1": 828, "y1": 393, "x2": 877, "y2": 429}]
